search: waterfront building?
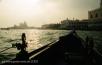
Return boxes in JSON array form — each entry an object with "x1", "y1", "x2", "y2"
[{"x1": 88, "y1": 0, "x2": 102, "y2": 20}]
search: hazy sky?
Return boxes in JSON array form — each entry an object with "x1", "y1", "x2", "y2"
[{"x1": 0, "y1": 0, "x2": 100, "y2": 27}]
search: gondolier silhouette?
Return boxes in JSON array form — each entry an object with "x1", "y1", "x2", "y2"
[
  {"x1": 15, "y1": 33, "x2": 29, "y2": 60},
  {"x1": 21, "y1": 33, "x2": 27, "y2": 50}
]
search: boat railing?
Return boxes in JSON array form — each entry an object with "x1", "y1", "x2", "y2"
[
  {"x1": 29, "y1": 40, "x2": 59, "y2": 59},
  {"x1": 93, "y1": 48, "x2": 102, "y2": 58},
  {"x1": 10, "y1": 40, "x2": 58, "y2": 61},
  {"x1": 1, "y1": 31, "x2": 102, "y2": 65}
]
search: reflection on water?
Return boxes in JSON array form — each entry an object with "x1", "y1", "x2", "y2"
[
  {"x1": 0, "y1": 29, "x2": 102, "y2": 63},
  {"x1": 0, "y1": 29, "x2": 69, "y2": 62}
]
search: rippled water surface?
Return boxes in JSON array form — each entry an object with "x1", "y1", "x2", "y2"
[
  {"x1": 0, "y1": 29, "x2": 102, "y2": 63},
  {"x1": 0, "y1": 29, "x2": 69, "y2": 62}
]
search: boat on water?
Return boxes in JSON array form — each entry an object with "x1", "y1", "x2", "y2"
[{"x1": 1, "y1": 30, "x2": 102, "y2": 65}]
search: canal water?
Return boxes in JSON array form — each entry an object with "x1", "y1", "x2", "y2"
[{"x1": 0, "y1": 29, "x2": 102, "y2": 63}]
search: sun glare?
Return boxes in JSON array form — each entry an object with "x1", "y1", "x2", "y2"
[
  {"x1": 9, "y1": 0, "x2": 40, "y2": 7},
  {"x1": 6, "y1": 0, "x2": 40, "y2": 18}
]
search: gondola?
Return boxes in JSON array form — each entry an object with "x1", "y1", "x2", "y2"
[{"x1": 1, "y1": 30, "x2": 102, "y2": 65}]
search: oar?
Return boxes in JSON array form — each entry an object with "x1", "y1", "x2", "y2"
[
  {"x1": 0, "y1": 42, "x2": 19, "y2": 53},
  {"x1": 0, "y1": 47, "x2": 12, "y2": 53}
]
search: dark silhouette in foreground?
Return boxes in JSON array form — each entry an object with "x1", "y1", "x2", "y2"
[
  {"x1": 15, "y1": 33, "x2": 29, "y2": 60},
  {"x1": 2, "y1": 30, "x2": 102, "y2": 65}
]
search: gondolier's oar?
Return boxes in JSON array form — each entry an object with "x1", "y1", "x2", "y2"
[
  {"x1": 0, "y1": 33, "x2": 27, "y2": 53},
  {"x1": 0, "y1": 47, "x2": 12, "y2": 53},
  {"x1": 0, "y1": 42, "x2": 19, "y2": 53}
]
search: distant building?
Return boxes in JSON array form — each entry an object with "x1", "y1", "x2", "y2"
[
  {"x1": 19, "y1": 21, "x2": 28, "y2": 28},
  {"x1": 88, "y1": 0, "x2": 102, "y2": 20},
  {"x1": 60, "y1": 18, "x2": 88, "y2": 30},
  {"x1": 11, "y1": 21, "x2": 28, "y2": 29}
]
